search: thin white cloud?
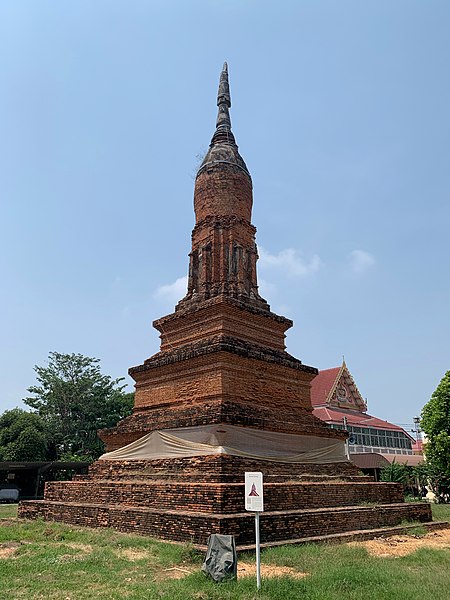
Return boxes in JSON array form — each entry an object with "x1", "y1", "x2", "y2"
[
  {"x1": 154, "y1": 276, "x2": 188, "y2": 303},
  {"x1": 349, "y1": 250, "x2": 376, "y2": 274},
  {"x1": 258, "y1": 277, "x2": 277, "y2": 299},
  {"x1": 258, "y1": 247, "x2": 322, "y2": 277},
  {"x1": 256, "y1": 279, "x2": 293, "y2": 317},
  {"x1": 273, "y1": 303, "x2": 293, "y2": 317}
]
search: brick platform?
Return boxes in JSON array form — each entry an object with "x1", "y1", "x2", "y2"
[
  {"x1": 19, "y1": 501, "x2": 432, "y2": 549},
  {"x1": 19, "y1": 454, "x2": 433, "y2": 547}
]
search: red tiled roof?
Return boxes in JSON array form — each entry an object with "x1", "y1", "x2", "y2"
[
  {"x1": 312, "y1": 406, "x2": 408, "y2": 433},
  {"x1": 310, "y1": 367, "x2": 340, "y2": 406},
  {"x1": 311, "y1": 364, "x2": 414, "y2": 442}
]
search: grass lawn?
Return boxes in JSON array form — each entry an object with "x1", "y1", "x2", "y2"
[
  {"x1": 430, "y1": 503, "x2": 450, "y2": 522},
  {"x1": 1, "y1": 503, "x2": 449, "y2": 600}
]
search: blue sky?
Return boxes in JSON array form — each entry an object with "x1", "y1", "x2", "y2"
[{"x1": 1, "y1": 1, "x2": 449, "y2": 431}]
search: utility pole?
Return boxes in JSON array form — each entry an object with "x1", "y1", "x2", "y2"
[{"x1": 413, "y1": 416, "x2": 421, "y2": 444}]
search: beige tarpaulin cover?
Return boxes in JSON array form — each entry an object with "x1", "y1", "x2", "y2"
[{"x1": 100, "y1": 424, "x2": 346, "y2": 464}]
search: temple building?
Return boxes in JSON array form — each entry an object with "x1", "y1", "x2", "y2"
[
  {"x1": 311, "y1": 361, "x2": 423, "y2": 471},
  {"x1": 19, "y1": 64, "x2": 434, "y2": 547}
]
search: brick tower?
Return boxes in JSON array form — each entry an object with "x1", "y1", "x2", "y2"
[
  {"x1": 19, "y1": 64, "x2": 433, "y2": 546},
  {"x1": 98, "y1": 62, "x2": 338, "y2": 452}
]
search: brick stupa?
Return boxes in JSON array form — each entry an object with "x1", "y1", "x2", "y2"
[{"x1": 20, "y1": 64, "x2": 433, "y2": 547}]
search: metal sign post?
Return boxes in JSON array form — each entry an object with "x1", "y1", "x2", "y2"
[
  {"x1": 255, "y1": 511, "x2": 261, "y2": 590},
  {"x1": 245, "y1": 471, "x2": 264, "y2": 591}
]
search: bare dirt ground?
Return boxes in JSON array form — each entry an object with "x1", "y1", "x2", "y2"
[
  {"x1": 348, "y1": 528, "x2": 450, "y2": 557},
  {"x1": 238, "y1": 562, "x2": 308, "y2": 578},
  {"x1": 157, "y1": 562, "x2": 308, "y2": 580},
  {"x1": 0, "y1": 541, "x2": 21, "y2": 559}
]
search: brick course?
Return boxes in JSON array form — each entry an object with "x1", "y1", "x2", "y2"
[
  {"x1": 44, "y1": 480, "x2": 404, "y2": 513},
  {"x1": 19, "y1": 500, "x2": 431, "y2": 548}
]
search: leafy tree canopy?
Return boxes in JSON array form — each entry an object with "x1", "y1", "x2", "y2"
[
  {"x1": 24, "y1": 352, "x2": 133, "y2": 460},
  {"x1": 0, "y1": 408, "x2": 49, "y2": 461},
  {"x1": 421, "y1": 371, "x2": 450, "y2": 496},
  {"x1": 380, "y1": 461, "x2": 410, "y2": 485},
  {"x1": 421, "y1": 371, "x2": 450, "y2": 437}
]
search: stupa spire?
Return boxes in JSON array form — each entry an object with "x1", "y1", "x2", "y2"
[
  {"x1": 217, "y1": 62, "x2": 231, "y2": 106},
  {"x1": 215, "y1": 62, "x2": 232, "y2": 133},
  {"x1": 198, "y1": 62, "x2": 250, "y2": 177}
]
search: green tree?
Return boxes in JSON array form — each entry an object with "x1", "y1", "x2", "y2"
[
  {"x1": 421, "y1": 371, "x2": 450, "y2": 497},
  {"x1": 24, "y1": 352, "x2": 133, "y2": 460},
  {"x1": 380, "y1": 461, "x2": 410, "y2": 485},
  {"x1": 0, "y1": 408, "x2": 50, "y2": 461}
]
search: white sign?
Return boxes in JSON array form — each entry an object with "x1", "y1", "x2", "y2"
[{"x1": 245, "y1": 471, "x2": 264, "y2": 512}]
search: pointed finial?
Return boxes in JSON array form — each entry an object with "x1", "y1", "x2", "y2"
[
  {"x1": 217, "y1": 62, "x2": 231, "y2": 107},
  {"x1": 197, "y1": 62, "x2": 251, "y2": 179},
  {"x1": 215, "y1": 62, "x2": 232, "y2": 133}
]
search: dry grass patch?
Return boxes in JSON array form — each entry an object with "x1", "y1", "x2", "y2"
[
  {"x1": 238, "y1": 562, "x2": 308, "y2": 579},
  {"x1": 64, "y1": 542, "x2": 93, "y2": 552},
  {"x1": 0, "y1": 541, "x2": 22, "y2": 559},
  {"x1": 152, "y1": 562, "x2": 309, "y2": 581},
  {"x1": 348, "y1": 528, "x2": 450, "y2": 557},
  {"x1": 115, "y1": 547, "x2": 152, "y2": 561}
]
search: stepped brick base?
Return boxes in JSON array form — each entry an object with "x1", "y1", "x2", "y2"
[
  {"x1": 18, "y1": 454, "x2": 433, "y2": 548},
  {"x1": 41, "y1": 480, "x2": 405, "y2": 512},
  {"x1": 19, "y1": 500, "x2": 432, "y2": 548}
]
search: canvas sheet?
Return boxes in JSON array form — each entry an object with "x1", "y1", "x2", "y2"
[{"x1": 100, "y1": 423, "x2": 346, "y2": 464}]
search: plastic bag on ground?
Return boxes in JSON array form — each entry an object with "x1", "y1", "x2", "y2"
[{"x1": 201, "y1": 534, "x2": 237, "y2": 582}]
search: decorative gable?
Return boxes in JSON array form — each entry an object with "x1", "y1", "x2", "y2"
[{"x1": 327, "y1": 362, "x2": 367, "y2": 412}]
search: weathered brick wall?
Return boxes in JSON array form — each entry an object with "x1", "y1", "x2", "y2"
[
  {"x1": 101, "y1": 338, "x2": 332, "y2": 452},
  {"x1": 83, "y1": 454, "x2": 360, "y2": 483},
  {"x1": 131, "y1": 351, "x2": 317, "y2": 415},
  {"x1": 172, "y1": 166, "x2": 269, "y2": 309},
  {"x1": 18, "y1": 500, "x2": 432, "y2": 547},
  {"x1": 44, "y1": 480, "x2": 404, "y2": 513},
  {"x1": 132, "y1": 356, "x2": 223, "y2": 410},
  {"x1": 194, "y1": 168, "x2": 253, "y2": 223},
  {"x1": 99, "y1": 398, "x2": 342, "y2": 452},
  {"x1": 220, "y1": 503, "x2": 433, "y2": 546},
  {"x1": 221, "y1": 353, "x2": 314, "y2": 412},
  {"x1": 155, "y1": 300, "x2": 289, "y2": 352},
  {"x1": 100, "y1": 324, "x2": 344, "y2": 449}
]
